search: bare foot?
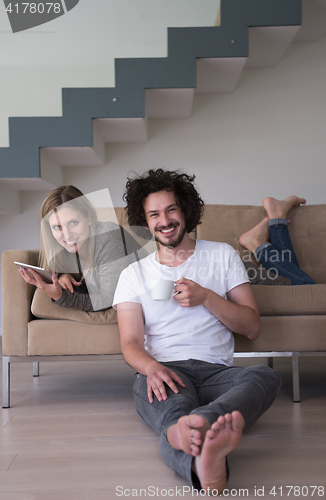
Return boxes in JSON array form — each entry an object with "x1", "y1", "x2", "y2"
[
  {"x1": 193, "y1": 411, "x2": 245, "y2": 494},
  {"x1": 263, "y1": 196, "x2": 306, "y2": 220},
  {"x1": 167, "y1": 414, "x2": 211, "y2": 457},
  {"x1": 239, "y1": 217, "x2": 269, "y2": 253}
]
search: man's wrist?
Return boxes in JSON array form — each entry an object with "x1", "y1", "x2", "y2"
[
  {"x1": 145, "y1": 359, "x2": 161, "y2": 376},
  {"x1": 203, "y1": 287, "x2": 215, "y2": 308}
]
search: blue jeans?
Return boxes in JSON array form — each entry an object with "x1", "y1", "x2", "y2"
[
  {"x1": 133, "y1": 359, "x2": 281, "y2": 488},
  {"x1": 254, "y1": 219, "x2": 317, "y2": 286}
]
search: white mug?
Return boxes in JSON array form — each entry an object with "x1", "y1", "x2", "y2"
[{"x1": 149, "y1": 279, "x2": 175, "y2": 301}]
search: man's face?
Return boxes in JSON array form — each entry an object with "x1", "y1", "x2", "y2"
[{"x1": 143, "y1": 190, "x2": 187, "y2": 248}]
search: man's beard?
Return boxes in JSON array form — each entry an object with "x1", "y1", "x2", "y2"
[{"x1": 154, "y1": 223, "x2": 187, "y2": 249}]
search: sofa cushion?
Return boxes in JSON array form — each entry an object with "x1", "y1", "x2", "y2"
[
  {"x1": 251, "y1": 284, "x2": 326, "y2": 316},
  {"x1": 31, "y1": 288, "x2": 117, "y2": 324},
  {"x1": 234, "y1": 315, "x2": 326, "y2": 352},
  {"x1": 28, "y1": 319, "x2": 121, "y2": 355}
]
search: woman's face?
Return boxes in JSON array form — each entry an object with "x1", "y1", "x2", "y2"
[{"x1": 48, "y1": 205, "x2": 91, "y2": 257}]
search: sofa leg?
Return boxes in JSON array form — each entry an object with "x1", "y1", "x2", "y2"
[
  {"x1": 33, "y1": 362, "x2": 40, "y2": 377},
  {"x1": 2, "y1": 357, "x2": 10, "y2": 408},
  {"x1": 292, "y1": 352, "x2": 300, "y2": 402},
  {"x1": 267, "y1": 357, "x2": 273, "y2": 369}
]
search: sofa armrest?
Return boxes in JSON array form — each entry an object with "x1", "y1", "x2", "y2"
[{"x1": 2, "y1": 249, "x2": 39, "y2": 356}]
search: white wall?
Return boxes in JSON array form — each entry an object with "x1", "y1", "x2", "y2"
[
  {"x1": 1, "y1": 0, "x2": 326, "y2": 329},
  {"x1": 0, "y1": 0, "x2": 218, "y2": 331},
  {"x1": 63, "y1": 37, "x2": 326, "y2": 206},
  {"x1": 0, "y1": 0, "x2": 219, "y2": 146}
]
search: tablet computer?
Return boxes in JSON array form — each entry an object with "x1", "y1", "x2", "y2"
[{"x1": 14, "y1": 262, "x2": 53, "y2": 284}]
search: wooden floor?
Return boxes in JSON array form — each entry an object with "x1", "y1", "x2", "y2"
[{"x1": 1, "y1": 345, "x2": 325, "y2": 500}]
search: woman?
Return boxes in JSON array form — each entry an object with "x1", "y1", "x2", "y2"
[
  {"x1": 239, "y1": 195, "x2": 316, "y2": 286},
  {"x1": 18, "y1": 185, "x2": 144, "y2": 311}
]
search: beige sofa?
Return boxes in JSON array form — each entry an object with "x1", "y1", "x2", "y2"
[{"x1": 2, "y1": 204, "x2": 326, "y2": 407}]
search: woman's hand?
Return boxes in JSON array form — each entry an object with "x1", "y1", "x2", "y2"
[
  {"x1": 18, "y1": 267, "x2": 63, "y2": 301},
  {"x1": 58, "y1": 274, "x2": 82, "y2": 293}
]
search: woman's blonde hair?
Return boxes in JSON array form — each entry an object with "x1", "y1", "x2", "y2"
[{"x1": 39, "y1": 185, "x2": 97, "y2": 279}]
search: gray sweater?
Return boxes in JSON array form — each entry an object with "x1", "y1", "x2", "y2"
[{"x1": 54, "y1": 222, "x2": 145, "y2": 311}]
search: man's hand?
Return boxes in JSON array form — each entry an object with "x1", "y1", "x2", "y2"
[
  {"x1": 117, "y1": 302, "x2": 186, "y2": 403},
  {"x1": 18, "y1": 267, "x2": 63, "y2": 301},
  {"x1": 145, "y1": 361, "x2": 186, "y2": 404},
  {"x1": 174, "y1": 278, "x2": 208, "y2": 308},
  {"x1": 174, "y1": 279, "x2": 260, "y2": 339},
  {"x1": 58, "y1": 273, "x2": 82, "y2": 293}
]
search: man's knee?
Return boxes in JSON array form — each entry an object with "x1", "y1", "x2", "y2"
[{"x1": 241, "y1": 365, "x2": 282, "y2": 394}]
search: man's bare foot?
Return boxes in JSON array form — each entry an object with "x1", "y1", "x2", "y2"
[
  {"x1": 239, "y1": 217, "x2": 269, "y2": 253},
  {"x1": 167, "y1": 415, "x2": 211, "y2": 457},
  {"x1": 193, "y1": 411, "x2": 245, "y2": 494},
  {"x1": 263, "y1": 196, "x2": 306, "y2": 220}
]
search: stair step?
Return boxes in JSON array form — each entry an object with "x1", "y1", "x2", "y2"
[
  {"x1": 145, "y1": 89, "x2": 194, "y2": 118},
  {"x1": 246, "y1": 26, "x2": 301, "y2": 68},
  {"x1": 294, "y1": 0, "x2": 326, "y2": 42},
  {"x1": 196, "y1": 57, "x2": 247, "y2": 94},
  {"x1": 94, "y1": 118, "x2": 148, "y2": 143},
  {"x1": 0, "y1": 0, "x2": 304, "y2": 212}
]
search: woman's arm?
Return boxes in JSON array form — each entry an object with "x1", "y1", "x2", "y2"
[
  {"x1": 53, "y1": 225, "x2": 145, "y2": 312},
  {"x1": 53, "y1": 284, "x2": 95, "y2": 311},
  {"x1": 19, "y1": 267, "x2": 62, "y2": 301},
  {"x1": 81, "y1": 225, "x2": 145, "y2": 312},
  {"x1": 58, "y1": 274, "x2": 82, "y2": 292}
]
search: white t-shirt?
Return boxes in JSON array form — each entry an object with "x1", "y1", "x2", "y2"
[{"x1": 113, "y1": 240, "x2": 249, "y2": 366}]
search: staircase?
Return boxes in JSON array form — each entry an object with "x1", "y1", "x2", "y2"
[{"x1": 0, "y1": 0, "x2": 325, "y2": 215}]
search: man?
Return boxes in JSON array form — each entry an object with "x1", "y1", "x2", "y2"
[{"x1": 113, "y1": 169, "x2": 281, "y2": 493}]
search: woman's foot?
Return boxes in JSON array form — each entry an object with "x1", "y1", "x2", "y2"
[
  {"x1": 262, "y1": 196, "x2": 306, "y2": 220},
  {"x1": 239, "y1": 217, "x2": 269, "y2": 253}
]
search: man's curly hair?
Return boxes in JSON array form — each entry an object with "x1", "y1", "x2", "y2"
[{"x1": 123, "y1": 169, "x2": 204, "y2": 233}]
